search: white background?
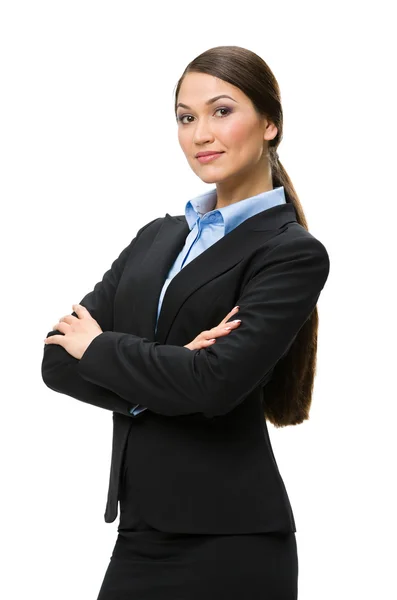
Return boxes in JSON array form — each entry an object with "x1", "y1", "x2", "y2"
[{"x1": 1, "y1": 1, "x2": 396, "y2": 598}]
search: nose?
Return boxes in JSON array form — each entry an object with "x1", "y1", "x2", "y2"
[{"x1": 192, "y1": 120, "x2": 215, "y2": 146}]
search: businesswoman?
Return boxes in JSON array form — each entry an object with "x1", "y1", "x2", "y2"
[{"x1": 42, "y1": 45, "x2": 330, "y2": 599}]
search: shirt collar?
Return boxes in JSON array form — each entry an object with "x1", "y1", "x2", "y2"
[{"x1": 185, "y1": 186, "x2": 286, "y2": 235}]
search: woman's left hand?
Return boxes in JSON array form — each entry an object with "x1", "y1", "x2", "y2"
[{"x1": 43, "y1": 304, "x2": 103, "y2": 360}]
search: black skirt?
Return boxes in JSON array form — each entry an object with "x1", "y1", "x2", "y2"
[
  {"x1": 96, "y1": 432, "x2": 298, "y2": 599},
  {"x1": 96, "y1": 528, "x2": 298, "y2": 600}
]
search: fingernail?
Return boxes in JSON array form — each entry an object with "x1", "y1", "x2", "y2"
[
  {"x1": 233, "y1": 306, "x2": 240, "y2": 311},
  {"x1": 232, "y1": 319, "x2": 241, "y2": 323}
]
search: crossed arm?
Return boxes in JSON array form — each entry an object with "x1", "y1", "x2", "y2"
[
  {"x1": 43, "y1": 230, "x2": 330, "y2": 419},
  {"x1": 41, "y1": 218, "x2": 161, "y2": 417}
]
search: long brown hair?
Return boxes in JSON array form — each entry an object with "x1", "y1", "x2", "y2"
[{"x1": 173, "y1": 45, "x2": 320, "y2": 428}]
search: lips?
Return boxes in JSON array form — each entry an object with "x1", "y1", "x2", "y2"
[
  {"x1": 196, "y1": 152, "x2": 224, "y2": 164},
  {"x1": 196, "y1": 151, "x2": 224, "y2": 158}
]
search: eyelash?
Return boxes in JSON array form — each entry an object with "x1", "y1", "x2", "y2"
[{"x1": 176, "y1": 107, "x2": 232, "y2": 124}]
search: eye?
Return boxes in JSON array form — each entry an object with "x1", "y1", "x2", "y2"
[{"x1": 177, "y1": 107, "x2": 232, "y2": 125}]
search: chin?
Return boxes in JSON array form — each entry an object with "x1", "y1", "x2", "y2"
[
  {"x1": 197, "y1": 174, "x2": 221, "y2": 184},
  {"x1": 193, "y1": 167, "x2": 228, "y2": 184}
]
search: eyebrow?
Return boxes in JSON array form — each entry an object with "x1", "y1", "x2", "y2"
[{"x1": 176, "y1": 94, "x2": 238, "y2": 110}]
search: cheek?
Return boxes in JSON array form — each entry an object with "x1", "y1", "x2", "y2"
[
  {"x1": 178, "y1": 129, "x2": 193, "y2": 157},
  {"x1": 221, "y1": 118, "x2": 254, "y2": 147},
  {"x1": 177, "y1": 128, "x2": 185, "y2": 147}
]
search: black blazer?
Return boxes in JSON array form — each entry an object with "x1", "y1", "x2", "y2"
[{"x1": 41, "y1": 202, "x2": 330, "y2": 534}]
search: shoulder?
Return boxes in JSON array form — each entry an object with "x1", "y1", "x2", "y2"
[
  {"x1": 135, "y1": 216, "x2": 164, "y2": 238},
  {"x1": 275, "y1": 221, "x2": 329, "y2": 266},
  {"x1": 245, "y1": 222, "x2": 330, "y2": 288}
]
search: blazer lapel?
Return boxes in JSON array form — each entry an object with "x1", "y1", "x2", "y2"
[{"x1": 130, "y1": 202, "x2": 297, "y2": 345}]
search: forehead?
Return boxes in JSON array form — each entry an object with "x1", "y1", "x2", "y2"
[{"x1": 177, "y1": 72, "x2": 245, "y2": 106}]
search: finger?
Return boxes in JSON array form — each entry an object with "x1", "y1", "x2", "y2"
[
  {"x1": 52, "y1": 322, "x2": 68, "y2": 333},
  {"x1": 73, "y1": 303, "x2": 92, "y2": 315},
  {"x1": 197, "y1": 338, "x2": 216, "y2": 348},
  {"x1": 44, "y1": 335, "x2": 64, "y2": 346},
  {"x1": 55, "y1": 316, "x2": 71, "y2": 326},
  {"x1": 200, "y1": 322, "x2": 239, "y2": 343},
  {"x1": 59, "y1": 315, "x2": 79, "y2": 325},
  {"x1": 219, "y1": 319, "x2": 241, "y2": 332},
  {"x1": 201, "y1": 318, "x2": 241, "y2": 340},
  {"x1": 218, "y1": 305, "x2": 239, "y2": 326},
  {"x1": 72, "y1": 304, "x2": 87, "y2": 317}
]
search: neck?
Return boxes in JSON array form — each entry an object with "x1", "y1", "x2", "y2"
[{"x1": 214, "y1": 160, "x2": 273, "y2": 209}]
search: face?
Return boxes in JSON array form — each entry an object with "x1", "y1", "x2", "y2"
[{"x1": 176, "y1": 72, "x2": 277, "y2": 185}]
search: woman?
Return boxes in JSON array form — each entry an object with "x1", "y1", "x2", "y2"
[{"x1": 42, "y1": 45, "x2": 330, "y2": 599}]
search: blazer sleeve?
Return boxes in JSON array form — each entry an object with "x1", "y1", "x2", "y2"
[
  {"x1": 41, "y1": 217, "x2": 161, "y2": 416},
  {"x1": 76, "y1": 235, "x2": 330, "y2": 418}
]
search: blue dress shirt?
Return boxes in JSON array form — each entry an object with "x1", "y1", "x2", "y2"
[{"x1": 129, "y1": 186, "x2": 286, "y2": 416}]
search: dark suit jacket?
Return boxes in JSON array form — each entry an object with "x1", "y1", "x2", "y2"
[{"x1": 41, "y1": 202, "x2": 330, "y2": 534}]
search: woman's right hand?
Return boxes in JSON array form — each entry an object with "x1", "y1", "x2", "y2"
[{"x1": 184, "y1": 306, "x2": 241, "y2": 351}]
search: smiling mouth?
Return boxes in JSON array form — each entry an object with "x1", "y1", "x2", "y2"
[
  {"x1": 196, "y1": 152, "x2": 223, "y2": 157},
  {"x1": 196, "y1": 152, "x2": 224, "y2": 163}
]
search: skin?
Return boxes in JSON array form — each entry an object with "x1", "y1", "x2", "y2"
[
  {"x1": 43, "y1": 304, "x2": 103, "y2": 359},
  {"x1": 176, "y1": 72, "x2": 278, "y2": 209},
  {"x1": 44, "y1": 73, "x2": 272, "y2": 355}
]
